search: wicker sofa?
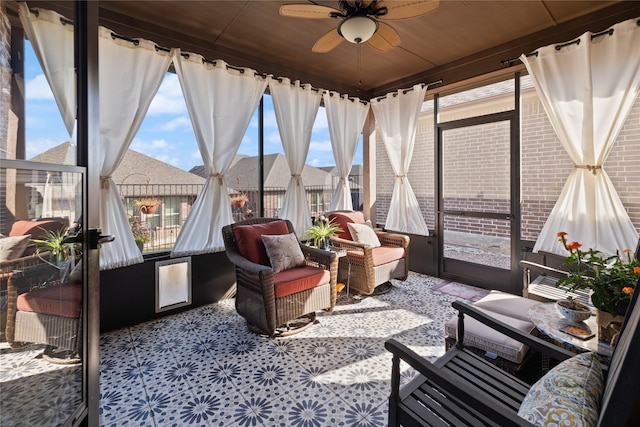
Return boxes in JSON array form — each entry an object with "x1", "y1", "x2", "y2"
[
  {"x1": 222, "y1": 218, "x2": 338, "y2": 337},
  {"x1": 327, "y1": 211, "x2": 409, "y2": 295}
]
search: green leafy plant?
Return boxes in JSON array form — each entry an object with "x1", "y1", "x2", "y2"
[
  {"x1": 31, "y1": 227, "x2": 81, "y2": 261},
  {"x1": 556, "y1": 231, "x2": 639, "y2": 317},
  {"x1": 305, "y1": 216, "x2": 343, "y2": 248},
  {"x1": 129, "y1": 216, "x2": 151, "y2": 245}
]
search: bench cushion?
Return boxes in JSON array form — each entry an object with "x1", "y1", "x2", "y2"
[
  {"x1": 445, "y1": 307, "x2": 535, "y2": 363},
  {"x1": 474, "y1": 290, "x2": 541, "y2": 323},
  {"x1": 518, "y1": 352, "x2": 603, "y2": 427}
]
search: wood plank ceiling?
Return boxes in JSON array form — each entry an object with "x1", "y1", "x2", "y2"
[{"x1": 21, "y1": 1, "x2": 640, "y2": 97}]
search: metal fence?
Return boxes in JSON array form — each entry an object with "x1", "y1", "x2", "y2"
[{"x1": 117, "y1": 183, "x2": 362, "y2": 252}]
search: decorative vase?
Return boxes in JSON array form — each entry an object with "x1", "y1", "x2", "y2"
[{"x1": 596, "y1": 309, "x2": 624, "y2": 346}]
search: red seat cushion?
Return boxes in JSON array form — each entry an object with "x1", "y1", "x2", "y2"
[
  {"x1": 233, "y1": 220, "x2": 289, "y2": 266},
  {"x1": 371, "y1": 246, "x2": 405, "y2": 266},
  {"x1": 16, "y1": 283, "x2": 82, "y2": 318},
  {"x1": 273, "y1": 266, "x2": 330, "y2": 298},
  {"x1": 328, "y1": 211, "x2": 366, "y2": 240}
]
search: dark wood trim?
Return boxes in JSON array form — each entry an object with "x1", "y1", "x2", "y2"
[{"x1": 370, "y1": 1, "x2": 640, "y2": 97}]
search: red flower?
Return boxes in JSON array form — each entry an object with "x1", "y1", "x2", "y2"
[
  {"x1": 566, "y1": 241, "x2": 582, "y2": 251},
  {"x1": 622, "y1": 287, "x2": 634, "y2": 295},
  {"x1": 634, "y1": 267, "x2": 640, "y2": 275}
]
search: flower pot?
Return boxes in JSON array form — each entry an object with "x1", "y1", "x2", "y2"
[
  {"x1": 232, "y1": 199, "x2": 246, "y2": 209},
  {"x1": 596, "y1": 309, "x2": 624, "y2": 346},
  {"x1": 140, "y1": 205, "x2": 157, "y2": 214}
]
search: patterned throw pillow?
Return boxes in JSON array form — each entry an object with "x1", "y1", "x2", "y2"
[
  {"x1": 0, "y1": 234, "x2": 31, "y2": 262},
  {"x1": 261, "y1": 233, "x2": 306, "y2": 273},
  {"x1": 518, "y1": 352, "x2": 603, "y2": 427},
  {"x1": 347, "y1": 222, "x2": 381, "y2": 248}
]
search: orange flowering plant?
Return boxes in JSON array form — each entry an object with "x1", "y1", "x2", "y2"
[{"x1": 556, "y1": 231, "x2": 640, "y2": 317}]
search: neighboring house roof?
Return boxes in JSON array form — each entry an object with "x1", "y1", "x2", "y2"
[
  {"x1": 319, "y1": 164, "x2": 363, "y2": 177},
  {"x1": 193, "y1": 153, "x2": 334, "y2": 189},
  {"x1": 31, "y1": 142, "x2": 205, "y2": 196},
  {"x1": 188, "y1": 154, "x2": 247, "y2": 179}
]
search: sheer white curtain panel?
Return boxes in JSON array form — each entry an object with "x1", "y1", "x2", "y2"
[
  {"x1": 171, "y1": 53, "x2": 269, "y2": 256},
  {"x1": 270, "y1": 79, "x2": 322, "y2": 237},
  {"x1": 522, "y1": 17, "x2": 640, "y2": 256},
  {"x1": 371, "y1": 84, "x2": 429, "y2": 235},
  {"x1": 98, "y1": 28, "x2": 173, "y2": 269},
  {"x1": 324, "y1": 91, "x2": 369, "y2": 211},
  {"x1": 19, "y1": 5, "x2": 75, "y2": 138}
]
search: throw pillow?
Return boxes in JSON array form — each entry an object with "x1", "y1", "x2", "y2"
[
  {"x1": 0, "y1": 234, "x2": 31, "y2": 262},
  {"x1": 347, "y1": 222, "x2": 381, "y2": 248},
  {"x1": 261, "y1": 233, "x2": 306, "y2": 273},
  {"x1": 517, "y1": 352, "x2": 603, "y2": 427}
]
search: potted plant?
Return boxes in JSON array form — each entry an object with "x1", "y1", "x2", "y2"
[
  {"x1": 129, "y1": 216, "x2": 151, "y2": 252},
  {"x1": 556, "y1": 231, "x2": 640, "y2": 342},
  {"x1": 134, "y1": 197, "x2": 161, "y2": 214},
  {"x1": 305, "y1": 216, "x2": 343, "y2": 249},
  {"x1": 230, "y1": 193, "x2": 249, "y2": 209},
  {"x1": 32, "y1": 227, "x2": 81, "y2": 265}
]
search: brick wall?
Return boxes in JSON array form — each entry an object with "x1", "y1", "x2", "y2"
[{"x1": 376, "y1": 87, "x2": 640, "y2": 240}]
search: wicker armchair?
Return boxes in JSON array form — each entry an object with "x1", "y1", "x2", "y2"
[
  {"x1": 222, "y1": 218, "x2": 338, "y2": 337},
  {"x1": 327, "y1": 211, "x2": 409, "y2": 295},
  {"x1": 5, "y1": 261, "x2": 81, "y2": 356}
]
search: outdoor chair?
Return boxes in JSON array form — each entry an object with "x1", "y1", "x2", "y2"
[
  {"x1": 327, "y1": 210, "x2": 409, "y2": 295},
  {"x1": 222, "y1": 218, "x2": 338, "y2": 337},
  {"x1": 5, "y1": 259, "x2": 82, "y2": 361},
  {"x1": 385, "y1": 278, "x2": 640, "y2": 426}
]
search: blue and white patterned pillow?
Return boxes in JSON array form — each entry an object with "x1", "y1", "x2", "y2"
[
  {"x1": 261, "y1": 233, "x2": 306, "y2": 273},
  {"x1": 518, "y1": 352, "x2": 603, "y2": 427}
]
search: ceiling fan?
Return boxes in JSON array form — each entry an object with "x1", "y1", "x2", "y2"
[{"x1": 279, "y1": 0, "x2": 440, "y2": 53}]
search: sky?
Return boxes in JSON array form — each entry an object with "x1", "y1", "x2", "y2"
[{"x1": 23, "y1": 41, "x2": 363, "y2": 171}]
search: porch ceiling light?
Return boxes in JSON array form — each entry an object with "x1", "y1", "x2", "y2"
[{"x1": 338, "y1": 16, "x2": 378, "y2": 44}]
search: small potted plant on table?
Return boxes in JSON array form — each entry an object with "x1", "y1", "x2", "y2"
[{"x1": 305, "y1": 216, "x2": 343, "y2": 250}]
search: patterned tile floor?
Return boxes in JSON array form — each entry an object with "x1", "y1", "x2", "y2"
[{"x1": 1, "y1": 272, "x2": 486, "y2": 426}]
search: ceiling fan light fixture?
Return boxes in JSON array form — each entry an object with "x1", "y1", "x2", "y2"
[{"x1": 338, "y1": 16, "x2": 377, "y2": 44}]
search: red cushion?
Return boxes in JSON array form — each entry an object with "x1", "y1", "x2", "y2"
[
  {"x1": 371, "y1": 246, "x2": 405, "y2": 266},
  {"x1": 16, "y1": 283, "x2": 82, "y2": 318},
  {"x1": 233, "y1": 220, "x2": 289, "y2": 266},
  {"x1": 9, "y1": 219, "x2": 66, "y2": 256},
  {"x1": 327, "y1": 211, "x2": 366, "y2": 240},
  {"x1": 273, "y1": 266, "x2": 330, "y2": 298}
]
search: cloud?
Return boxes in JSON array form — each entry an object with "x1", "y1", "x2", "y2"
[
  {"x1": 262, "y1": 110, "x2": 278, "y2": 129},
  {"x1": 310, "y1": 140, "x2": 333, "y2": 152},
  {"x1": 266, "y1": 131, "x2": 282, "y2": 145},
  {"x1": 147, "y1": 74, "x2": 187, "y2": 115},
  {"x1": 26, "y1": 137, "x2": 65, "y2": 159},
  {"x1": 26, "y1": 74, "x2": 54, "y2": 100},
  {"x1": 309, "y1": 158, "x2": 321, "y2": 166},
  {"x1": 157, "y1": 116, "x2": 191, "y2": 132}
]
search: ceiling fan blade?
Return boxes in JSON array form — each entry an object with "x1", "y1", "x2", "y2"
[
  {"x1": 367, "y1": 21, "x2": 400, "y2": 51},
  {"x1": 377, "y1": 0, "x2": 440, "y2": 20},
  {"x1": 279, "y1": 4, "x2": 340, "y2": 19},
  {"x1": 312, "y1": 28, "x2": 344, "y2": 53}
]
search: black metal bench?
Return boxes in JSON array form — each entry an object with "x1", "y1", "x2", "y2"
[{"x1": 385, "y1": 284, "x2": 640, "y2": 426}]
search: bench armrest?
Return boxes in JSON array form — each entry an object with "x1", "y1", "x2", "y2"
[{"x1": 385, "y1": 339, "x2": 535, "y2": 426}]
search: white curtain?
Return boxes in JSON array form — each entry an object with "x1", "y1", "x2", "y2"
[
  {"x1": 324, "y1": 91, "x2": 369, "y2": 211},
  {"x1": 19, "y1": 5, "x2": 75, "y2": 138},
  {"x1": 522, "y1": 17, "x2": 640, "y2": 256},
  {"x1": 171, "y1": 52, "x2": 269, "y2": 256},
  {"x1": 98, "y1": 28, "x2": 173, "y2": 269},
  {"x1": 270, "y1": 79, "x2": 322, "y2": 237},
  {"x1": 371, "y1": 84, "x2": 429, "y2": 235}
]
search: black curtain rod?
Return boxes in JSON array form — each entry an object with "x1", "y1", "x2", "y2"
[
  {"x1": 374, "y1": 79, "x2": 443, "y2": 102},
  {"x1": 272, "y1": 77, "x2": 320, "y2": 92},
  {"x1": 202, "y1": 58, "x2": 269, "y2": 79},
  {"x1": 327, "y1": 92, "x2": 369, "y2": 105},
  {"x1": 501, "y1": 25, "x2": 622, "y2": 66}
]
